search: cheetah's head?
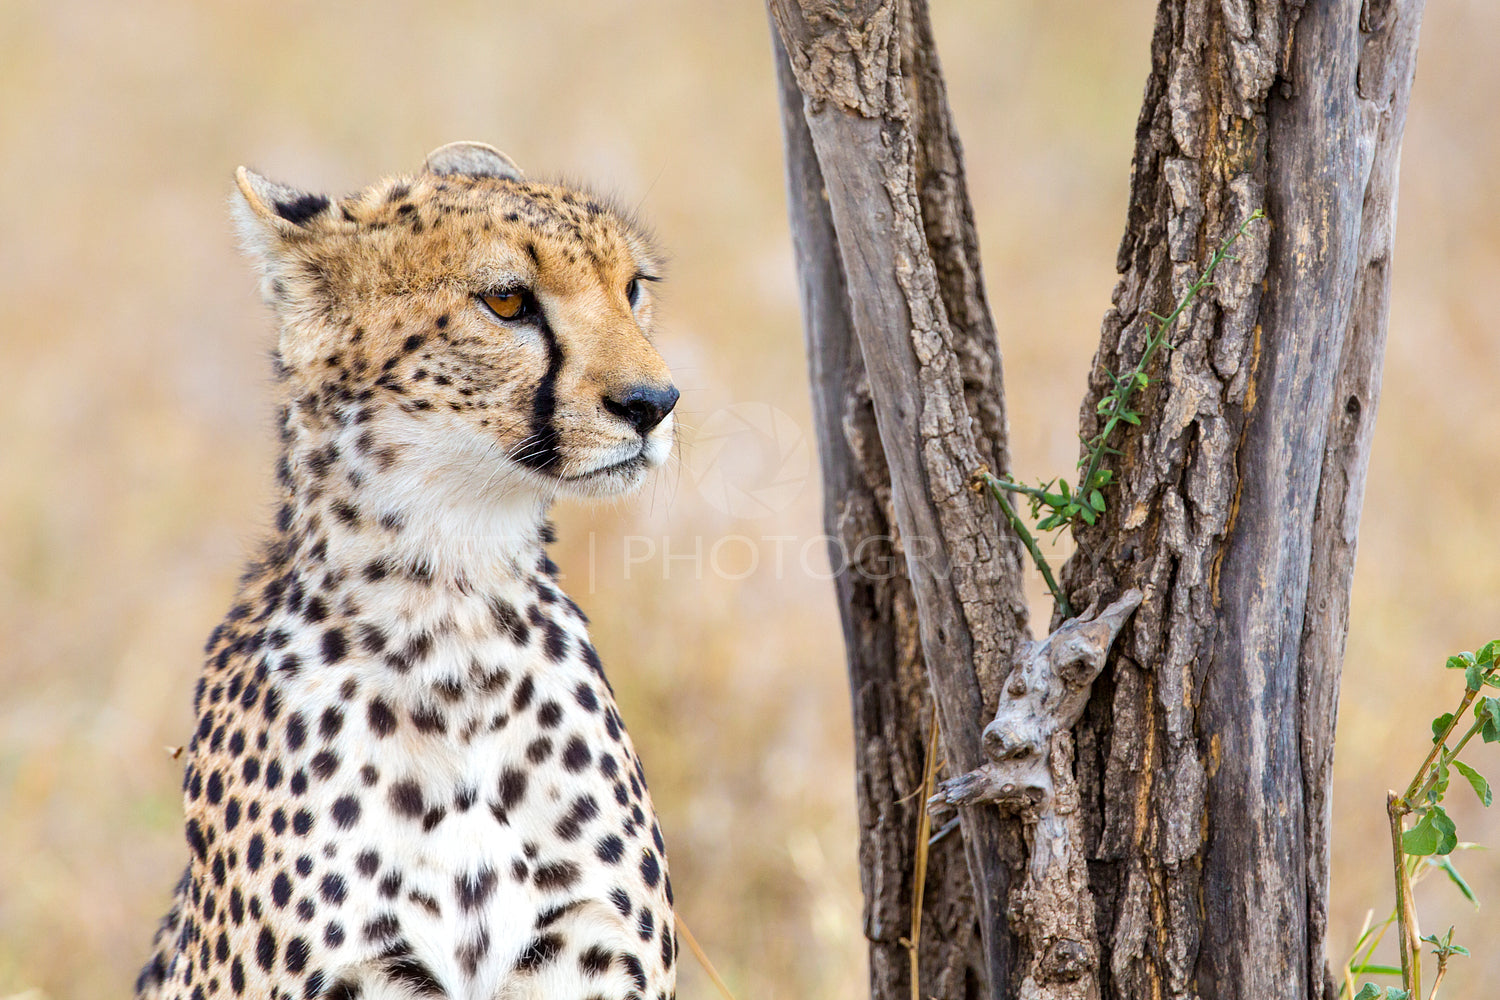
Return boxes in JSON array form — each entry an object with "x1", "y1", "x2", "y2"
[{"x1": 232, "y1": 142, "x2": 677, "y2": 506}]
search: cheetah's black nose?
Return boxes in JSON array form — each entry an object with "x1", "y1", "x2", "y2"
[{"x1": 604, "y1": 384, "x2": 679, "y2": 436}]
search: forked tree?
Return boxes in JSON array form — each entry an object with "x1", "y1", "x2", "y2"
[{"x1": 767, "y1": 2, "x2": 1426, "y2": 998}]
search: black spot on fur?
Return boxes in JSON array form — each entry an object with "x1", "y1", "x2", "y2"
[
  {"x1": 384, "y1": 952, "x2": 443, "y2": 997},
  {"x1": 622, "y1": 953, "x2": 647, "y2": 991},
  {"x1": 272, "y1": 873, "x2": 292, "y2": 907},
  {"x1": 362, "y1": 912, "x2": 399, "y2": 942},
  {"x1": 455, "y1": 868, "x2": 497, "y2": 910},
  {"x1": 497, "y1": 768, "x2": 528, "y2": 811},
  {"x1": 661, "y1": 925, "x2": 676, "y2": 969},
  {"x1": 579, "y1": 944, "x2": 613, "y2": 975},
  {"x1": 284, "y1": 935, "x2": 310, "y2": 973},
  {"x1": 389, "y1": 780, "x2": 424, "y2": 817},
  {"x1": 532, "y1": 860, "x2": 580, "y2": 891},
  {"x1": 255, "y1": 925, "x2": 277, "y2": 971},
  {"x1": 367, "y1": 698, "x2": 397, "y2": 736},
  {"x1": 574, "y1": 682, "x2": 599, "y2": 712},
  {"x1": 331, "y1": 795, "x2": 360, "y2": 828},
  {"x1": 543, "y1": 621, "x2": 568, "y2": 661},
  {"x1": 511, "y1": 674, "x2": 535, "y2": 712},
  {"x1": 320, "y1": 872, "x2": 348, "y2": 904},
  {"x1": 410, "y1": 704, "x2": 446, "y2": 734},
  {"x1": 513, "y1": 933, "x2": 563, "y2": 973},
  {"x1": 596, "y1": 834, "x2": 624, "y2": 864},
  {"x1": 323, "y1": 977, "x2": 357, "y2": 999},
  {"x1": 275, "y1": 194, "x2": 330, "y2": 225},
  {"x1": 489, "y1": 597, "x2": 530, "y2": 645},
  {"x1": 562, "y1": 735, "x2": 592, "y2": 772},
  {"x1": 285, "y1": 713, "x2": 307, "y2": 751},
  {"x1": 310, "y1": 751, "x2": 339, "y2": 779},
  {"x1": 640, "y1": 853, "x2": 663, "y2": 895},
  {"x1": 359, "y1": 623, "x2": 388, "y2": 652}
]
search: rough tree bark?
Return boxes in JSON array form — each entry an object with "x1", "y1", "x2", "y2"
[
  {"x1": 1063, "y1": 3, "x2": 1425, "y2": 999},
  {"x1": 773, "y1": 28, "x2": 993, "y2": 998},
  {"x1": 770, "y1": 1, "x2": 1425, "y2": 999},
  {"x1": 770, "y1": 4, "x2": 1030, "y2": 994}
]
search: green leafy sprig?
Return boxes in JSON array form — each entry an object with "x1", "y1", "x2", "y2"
[
  {"x1": 1342, "y1": 639, "x2": 1500, "y2": 1000},
  {"x1": 977, "y1": 210, "x2": 1266, "y2": 617}
]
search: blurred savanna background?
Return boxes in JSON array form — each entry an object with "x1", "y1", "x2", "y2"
[{"x1": 2, "y1": 1, "x2": 1497, "y2": 997}]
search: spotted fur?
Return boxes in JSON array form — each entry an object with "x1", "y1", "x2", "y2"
[{"x1": 136, "y1": 143, "x2": 679, "y2": 1000}]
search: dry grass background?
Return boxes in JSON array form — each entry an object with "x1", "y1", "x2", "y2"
[{"x1": 1, "y1": 2, "x2": 1497, "y2": 997}]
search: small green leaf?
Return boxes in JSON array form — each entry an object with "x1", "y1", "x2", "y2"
[
  {"x1": 1402, "y1": 806, "x2": 1457, "y2": 856},
  {"x1": 1446, "y1": 655, "x2": 1468, "y2": 671},
  {"x1": 1478, "y1": 698, "x2": 1500, "y2": 743},
  {"x1": 1057, "y1": 479, "x2": 1071, "y2": 500},
  {"x1": 1078, "y1": 505, "x2": 1097, "y2": 525},
  {"x1": 1093, "y1": 469, "x2": 1114, "y2": 487},
  {"x1": 1429, "y1": 855, "x2": 1478, "y2": 906},
  {"x1": 1120, "y1": 410, "x2": 1142, "y2": 426},
  {"x1": 1089, "y1": 490, "x2": 1106, "y2": 512},
  {"x1": 1431, "y1": 804, "x2": 1459, "y2": 855},
  {"x1": 1351, "y1": 985, "x2": 1383, "y2": 1000},
  {"x1": 1449, "y1": 943, "x2": 1470, "y2": 956},
  {"x1": 1384, "y1": 989, "x2": 1413, "y2": 1000},
  {"x1": 1432, "y1": 713, "x2": 1455, "y2": 743},
  {"x1": 1133, "y1": 371, "x2": 1150, "y2": 388},
  {"x1": 1478, "y1": 639, "x2": 1499, "y2": 666},
  {"x1": 1466, "y1": 662, "x2": 1485, "y2": 692},
  {"x1": 1403, "y1": 810, "x2": 1440, "y2": 856},
  {"x1": 1453, "y1": 759, "x2": 1492, "y2": 806}
]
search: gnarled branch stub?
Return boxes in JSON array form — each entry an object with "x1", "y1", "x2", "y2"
[{"x1": 934, "y1": 588, "x2": 1143, "y2": 813}]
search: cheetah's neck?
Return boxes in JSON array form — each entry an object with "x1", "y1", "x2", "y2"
[{"x1": 266, "y1": 394, "x2": 555, "y2": 596}]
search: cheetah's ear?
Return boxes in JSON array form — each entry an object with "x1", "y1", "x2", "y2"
[
  {"x1": 232, "y1": 167, "x2": 333, "y2": 320},
  {"x1": 423, "y1": 141, "x2": 523, "y2": 182},
  {"x1": 233, "y1": 166, "x2": 333, "y2": 234}
]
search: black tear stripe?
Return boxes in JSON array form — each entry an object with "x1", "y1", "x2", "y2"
[{"x1": 520, "y1": 315, "x2": 564, "y2": 472}]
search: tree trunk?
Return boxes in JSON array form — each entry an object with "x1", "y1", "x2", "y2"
[
  {"x1": 1063, "y1": 3, "x2": 1425, "y2": 998},
  {"x1": 769, "y1": 1, "x2": 1426, "y2": 998},
  {"x1": 769, "y1": 4, "x2": 1029, "y2": 993},
  {"x1": 772, "y1": 26, "x2": 992, "y2": 999}
]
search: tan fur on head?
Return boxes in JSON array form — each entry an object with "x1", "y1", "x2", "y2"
[{"x1": 230, "y1": 146, "x2": 676, "y2": 507}]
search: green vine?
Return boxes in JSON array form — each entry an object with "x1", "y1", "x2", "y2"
[
  {"x1": 1341, "y1": 639, "x2": 1500, "y2": 1000},
  {"x1": 976, "y1": 210, "x2": 1266, "y2": 617}
]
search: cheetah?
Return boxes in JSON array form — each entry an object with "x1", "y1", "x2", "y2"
[{"x1": 135, "y1": 142, "x2": 681, "y2": 1000}]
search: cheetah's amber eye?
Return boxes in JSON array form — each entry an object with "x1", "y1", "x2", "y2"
[
  {"x1": 627, "y1": 273, "x2": 660, "y2": 308},
  {"x1": 479, "y1": 290, "x2": 530, "y2": 321}
]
